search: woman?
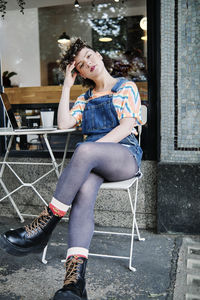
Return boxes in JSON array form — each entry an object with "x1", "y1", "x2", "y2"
[{"x1": 0, "y1": 38, "x2": 143, "y2": 300}]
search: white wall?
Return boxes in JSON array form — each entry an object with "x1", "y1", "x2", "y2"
[{"x1": 0, "y1": 8, "x2": 41, "y2": 87}]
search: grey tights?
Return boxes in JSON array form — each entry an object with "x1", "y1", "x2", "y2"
[{"x1": 54, "y1": 142, "x2": 139, "y2": 249}]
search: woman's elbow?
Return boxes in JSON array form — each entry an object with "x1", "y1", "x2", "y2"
[
  {"x1": 57, "y1": 121, "x2": 70, "y2": 130},
  {"x1": 58, "y1": 117, "x2": 76, "y2": 129}
]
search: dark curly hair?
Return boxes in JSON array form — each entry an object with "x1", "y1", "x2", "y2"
[{"x1": 59, "y1": 38, "x2": 96, "y2": 88}]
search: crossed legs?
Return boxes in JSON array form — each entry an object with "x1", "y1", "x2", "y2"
[{"x1": 53, "y1": 142, "x2": 139, "y2": 250}]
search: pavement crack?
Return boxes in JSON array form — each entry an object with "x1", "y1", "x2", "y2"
[{"x1": 166, "y1": 236, "x2": 183, "y2": 300}]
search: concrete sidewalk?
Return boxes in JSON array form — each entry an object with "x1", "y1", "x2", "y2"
[{"x1": 0, "y1": 216, "x2": 199, "y2": 300}]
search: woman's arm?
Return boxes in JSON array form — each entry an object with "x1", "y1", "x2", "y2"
[
  {"x1": 57, "y1": 62, "x2": 77, "y2": 129},
  {"x1": 96, "y1": 118, "x2": 135, "y2": 143}
]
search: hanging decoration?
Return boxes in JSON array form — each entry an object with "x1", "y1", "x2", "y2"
[{"x1": 0, "y1": 0, "x2": 26, "y2": 18}]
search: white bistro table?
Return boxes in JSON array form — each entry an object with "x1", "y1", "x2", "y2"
[{"x1": 0, "y1": 127, "x2": 76, "y2": 222}]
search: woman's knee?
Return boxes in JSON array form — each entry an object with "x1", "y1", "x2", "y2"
[{"x1": 74, "y1": 142, "x2": 95, "y2": 160}]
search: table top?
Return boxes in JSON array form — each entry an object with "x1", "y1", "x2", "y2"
[{"x1": 0, "y1": 127, "x2": 76, "y2": 136}]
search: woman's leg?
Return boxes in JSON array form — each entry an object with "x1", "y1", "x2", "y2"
[
  {"x1": 54, "y1": 142, "x2": 138, "y2": 206},
  {"x1": 56, "y1": 142, "x2": 139, "y2": 259},
  {"x1": 68, "y1": 172, "x2": 104, "y2": 252},
  {"x1": 53, "y1": 145, "x2": 138, "y2": 300}
]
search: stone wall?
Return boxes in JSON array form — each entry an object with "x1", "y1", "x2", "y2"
[
  {"x1": 0, "y1": 157, "x2": 156, "y2": 229},
  {"x1": 160, "y1": 0, "x2": 200, "y2": 163},
  {"x1": 158, "y1": 0, "x2": 200, "y2": 234}
]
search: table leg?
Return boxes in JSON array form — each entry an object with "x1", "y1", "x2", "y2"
[
  {"x1": 60, "y1": 132, "x2": 71, "y2": 175},
  {"x1": 0, "y1": 135, "x2": 24, "y2": 223},
  {"x1": 0, "y1": 179, "x2": 24, "y2": 223},
  {"x1": 0, "y1": 135, "x2": 14, "y2": 177},
  {"x1": 42, "y1": 134, "x2": 60, "y2": 178}
]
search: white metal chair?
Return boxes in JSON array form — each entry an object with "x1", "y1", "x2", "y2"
[{"x1": 42, "y1": 105, "x2": 147, "y2": 272}]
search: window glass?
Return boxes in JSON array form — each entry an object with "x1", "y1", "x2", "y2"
[
  {"x1": 1, "y1": 0, "x2": 148, "y2": 154},
  {"x1": 39, "y1": 1, "x2": 147, "y2": 103}
]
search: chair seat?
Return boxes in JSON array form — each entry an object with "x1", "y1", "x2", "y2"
[{"x1": 100, "y1": 177, "x2": 137, "y2": 190}]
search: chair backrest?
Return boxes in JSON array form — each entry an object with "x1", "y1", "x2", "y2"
[
  {"x1": 141, "y1": 105, "x2": 147, "y2": 125},
  {"x1": 138, "y1": 105, "x2": 147, "y2": 146}
]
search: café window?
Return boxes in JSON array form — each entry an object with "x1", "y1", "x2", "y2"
[{"x1": 1, "y1": 0, "x2": 153, "y2": 159}]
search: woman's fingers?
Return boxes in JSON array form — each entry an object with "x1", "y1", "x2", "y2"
[
  {"x1": 66, "y1": 61, "x2": 76, "y2": 73},
  {"x1": 72, "y1": 72, "x2": 77, "y2": 80},
  {"x1": 63, "y1": 61, "x2": 77, "y2": 88}
]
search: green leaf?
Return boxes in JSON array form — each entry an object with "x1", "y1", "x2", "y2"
[
  {"x1": 7, "y1": 72, "x2": 17, "y2": 78},
  {"x1": 3, "y1": 71, "x2": 9, "y2": 77}
]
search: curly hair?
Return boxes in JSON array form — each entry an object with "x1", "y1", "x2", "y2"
[{"x1": 59, "y1": 38, "x2": 96, "y2": 88}]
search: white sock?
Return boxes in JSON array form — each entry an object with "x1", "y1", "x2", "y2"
[
  {"x1": 66, "y1": 247, "x2": 88, "y2": 259},
  {"x1": 49, "y1": 197, "x2": 70, "y2": 217}
]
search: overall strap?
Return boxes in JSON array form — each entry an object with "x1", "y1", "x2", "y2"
[
  {"x1": 84, "y1": 88, "x2": 93, "y2": 100},
  {"x1": 111, "y1": 77, "x2": 128, "y2": 93}
]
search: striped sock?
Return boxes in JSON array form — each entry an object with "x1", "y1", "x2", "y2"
[
  {"x1": 49, "y1": 197, "x2": 70, "y2": 217},
  {"x1": 66, "y1": 247, "x2": 89, "y2": 259}
]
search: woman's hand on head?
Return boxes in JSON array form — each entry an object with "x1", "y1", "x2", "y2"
[{"x1": 63, "y1": 61, "x2": 77, "y2": 89}]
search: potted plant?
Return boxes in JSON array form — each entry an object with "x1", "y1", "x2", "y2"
[{"x1": 3, "y1": 71, "x2": 17, "y2": 87}]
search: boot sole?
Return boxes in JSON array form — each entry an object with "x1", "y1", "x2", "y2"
[
  {"x1": 53, "y1": 290, "x2": 88, "y2": 300},
  {"x1": 0, "y1": 234, "x2": 46, "y2": 257}
]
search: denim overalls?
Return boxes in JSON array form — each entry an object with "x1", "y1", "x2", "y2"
[{"x1": 80, "y1": 78, "x2": 143, "y2": 168}]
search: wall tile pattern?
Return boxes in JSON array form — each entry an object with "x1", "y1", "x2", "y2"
[
  {"x1": 161, "y1": 0, "x2": 200, "y2": 163},
  {"x1": 176, "y1": 0, "x2": 200, "y2": 150}
]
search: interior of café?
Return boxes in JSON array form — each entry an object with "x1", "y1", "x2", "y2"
[{"x1": 0, "y1": 0, "x2": 149, "y2": 158}]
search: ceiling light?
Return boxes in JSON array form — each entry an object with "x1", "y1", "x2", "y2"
[
  {"x1": 99, "y1": 37, "x2": 113, "y2": 42},
  {"x1": 114, "y1": 0, "x2": 120, "y2": 2},
  {"x1": 141, "y1": 35, "x2": 147, "y2": 41},
  {"x1": 74, "y1": 0, "x2": 80, "y2": 8},
  {"x1": 58, "y1": 32, "x2": 70, "y2": 44},
  {"x1": 140, "y1": 17, "x2": 147, "y2": 31}
]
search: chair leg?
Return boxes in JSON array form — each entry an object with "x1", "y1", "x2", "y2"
[
  {"x1": 134, "y1": 218, "x2": 145, "y2": 242},
  {"x1": 127, "y1": 179, "x2": 145, "y2": 272},
  {"x1": 41, "y1": 244, "x2": 48, "y2": 264}
]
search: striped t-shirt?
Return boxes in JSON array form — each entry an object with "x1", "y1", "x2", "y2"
[{"x1": 70, "y1": 81, "x2": 142, "y2": 135}]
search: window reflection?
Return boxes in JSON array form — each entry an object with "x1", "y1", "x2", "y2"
[
  {"x1": 92, "y1": 16, "x2": 147, "y2": 82},
  {"x1": 39, "y1": 0, "x2": 147, "y2": 90}
]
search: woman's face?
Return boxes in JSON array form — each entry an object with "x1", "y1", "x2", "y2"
[{"x1": 74, "y1": 47, "x2": 104, "y2": 80}]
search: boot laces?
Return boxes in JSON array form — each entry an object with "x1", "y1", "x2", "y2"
[
  {"x1": 64, "y1": 257, "x2": 83, "y2": 285},
  {"x1": 25, "y1": 207, "x2": 52, "y2": 236}
]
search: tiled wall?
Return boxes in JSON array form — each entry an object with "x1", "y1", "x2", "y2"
[{"x1": 161, "y1": 0, "x2": 200, "y2": 163}]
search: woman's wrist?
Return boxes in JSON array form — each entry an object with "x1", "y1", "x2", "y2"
[
  {"x1": 62, "y1": 84, "x2": 71, "y2": 91},
  {"x1": 61, "y1": 86, "x2": 71, "y2": 100}
]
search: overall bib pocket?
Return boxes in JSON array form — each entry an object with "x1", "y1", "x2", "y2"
[{"x1": 82, "y1": 99, "x2": 118, "y2": 134}]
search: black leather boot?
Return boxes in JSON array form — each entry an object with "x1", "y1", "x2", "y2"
[
  {"x1": 0, "y1": 206, "x2": 61, "y2": 256},
  {"x1": 53, "y1": 256, "x2": 88, "y2": 300}
]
